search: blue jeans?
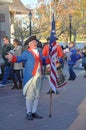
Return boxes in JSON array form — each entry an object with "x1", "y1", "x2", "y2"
[
  {"x1": 68, "y1": 64, "x2": 76, "y2": 80},
  {"x1": 1, "y1": 65, "x2": 15, "y2": 85},
  {"x1": 14, "y1": 70, "x2": 22, "y2": 82}
]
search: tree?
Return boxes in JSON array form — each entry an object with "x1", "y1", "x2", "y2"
[{"x1": 13, "y1": 0, "x2": 86, "y2": 43}]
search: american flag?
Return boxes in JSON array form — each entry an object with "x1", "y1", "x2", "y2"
[{"x1": 49, "y1": 14, "x2": 57, "y2": 93}]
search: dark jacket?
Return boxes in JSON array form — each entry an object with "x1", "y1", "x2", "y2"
[{"x1": 2, "y1": 44, "x2": 14, "y2": 66}]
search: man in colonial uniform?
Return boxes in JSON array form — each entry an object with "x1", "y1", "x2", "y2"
[{"x1": 6, "y1": 35, "x2": 43, "y2": 120}]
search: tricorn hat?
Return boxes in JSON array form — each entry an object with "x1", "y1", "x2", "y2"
[{"x1": 27, "y1": 35, "x2": 36, "y2": 44}]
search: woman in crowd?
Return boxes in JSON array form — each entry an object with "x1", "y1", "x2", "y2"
[{"x1": 10, "y1": 39, "x2": 23, "y2": 89}]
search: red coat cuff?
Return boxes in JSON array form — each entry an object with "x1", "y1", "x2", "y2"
[{"x1": 11, "y1": 56, "x2": 17, "y2": 63}]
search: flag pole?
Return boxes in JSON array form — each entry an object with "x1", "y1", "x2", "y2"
[
  {"x1": 48, "y1": 13, "x2": 57, "y2": 118},
  {"x1": 49, "y1": 87, "x2": 52, "y2": 117}
]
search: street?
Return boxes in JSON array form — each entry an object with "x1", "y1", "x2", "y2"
[{"x1": 0, "y1": 63, "x2": 86, "y2": 130}]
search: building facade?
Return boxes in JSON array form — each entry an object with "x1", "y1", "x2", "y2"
[{"x1": 0, "y1": 0, "x2": 29, "y2": 52}]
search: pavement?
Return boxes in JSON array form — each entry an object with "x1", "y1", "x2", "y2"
[{"x1": 0, "y1": 64, "x2": 86, "y2": 130}]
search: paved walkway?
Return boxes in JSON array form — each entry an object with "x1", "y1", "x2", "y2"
[{"x1": 0, "y1": 66, "x2": 86, "y2": 130}]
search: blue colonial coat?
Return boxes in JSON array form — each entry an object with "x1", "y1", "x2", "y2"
[{"x1": 12, "y1": 49, "x2": 42, "y2": 88}]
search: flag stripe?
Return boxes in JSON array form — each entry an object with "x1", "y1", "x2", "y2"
[{"x1": 51, "y1": 62, "x2": 57, "y2": 77}]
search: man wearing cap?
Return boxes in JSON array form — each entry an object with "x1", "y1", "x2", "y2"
[
  {"x1": 67, "y1": 42, "x2": 77, "y2": 80},
  {"x1": 6, "y1": 35, "x2": 43, "y2": 120}
]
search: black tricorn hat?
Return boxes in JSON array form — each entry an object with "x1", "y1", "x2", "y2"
[{"x1": 27, "y1": 35, "x2": 36, "y2": 44}]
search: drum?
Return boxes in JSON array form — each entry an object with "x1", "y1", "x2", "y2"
[
  {"x1": 46, "y1": 63, "x2": 67, "y2": 88},
  {"x1": 56, "y1": 64, "x2": 67, "y2": 88}
]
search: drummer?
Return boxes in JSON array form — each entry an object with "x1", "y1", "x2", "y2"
[
  {"x1": 56, "y1": 42, "x2": 64, "y2": 68},
  {"x1": 42, "y1": 37, "x2": 64, "y2": 94}
]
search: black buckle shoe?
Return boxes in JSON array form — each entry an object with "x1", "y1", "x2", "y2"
[
  {"x1": 26, "y1": 112, "x2": 33, "y2": 120},
  {"x1": 32, "y1": 113, "x2": 43, "y2": 119}
]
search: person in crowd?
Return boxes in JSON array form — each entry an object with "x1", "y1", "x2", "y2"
[
  {"x1": 6, "y1": 35, "x2": 43, "y2": 120},
  {"x1": 66, "y1": 42, "x2": 77, "y2": 80},
  {"x1": 63, "y1": 45, "x2": 69, "y2": 62},
  {"x1": 10, "y1": 39, "x2": 23, "y2": 89},
  {"x1": 42, "y1": 37, "x2": 50, "y2": 76},
  {"x1": 36, "y1": 40, "x2": 43, "y2": 54},
  {"x1": 42, "y1": 37, "x2": 50, "y2": 63},
  {"x1": 82, "y1": 46, "x2": 86, "y2": 77},
  {"x1": 64, "y1": 46, "x2": 71, "y2": 62},
  {"x1": 56, "y1": 41, "x2": 64, "y2": 68},
  {"x1": 0, "y1": 36, "x2": 18, "y2": 88}
]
